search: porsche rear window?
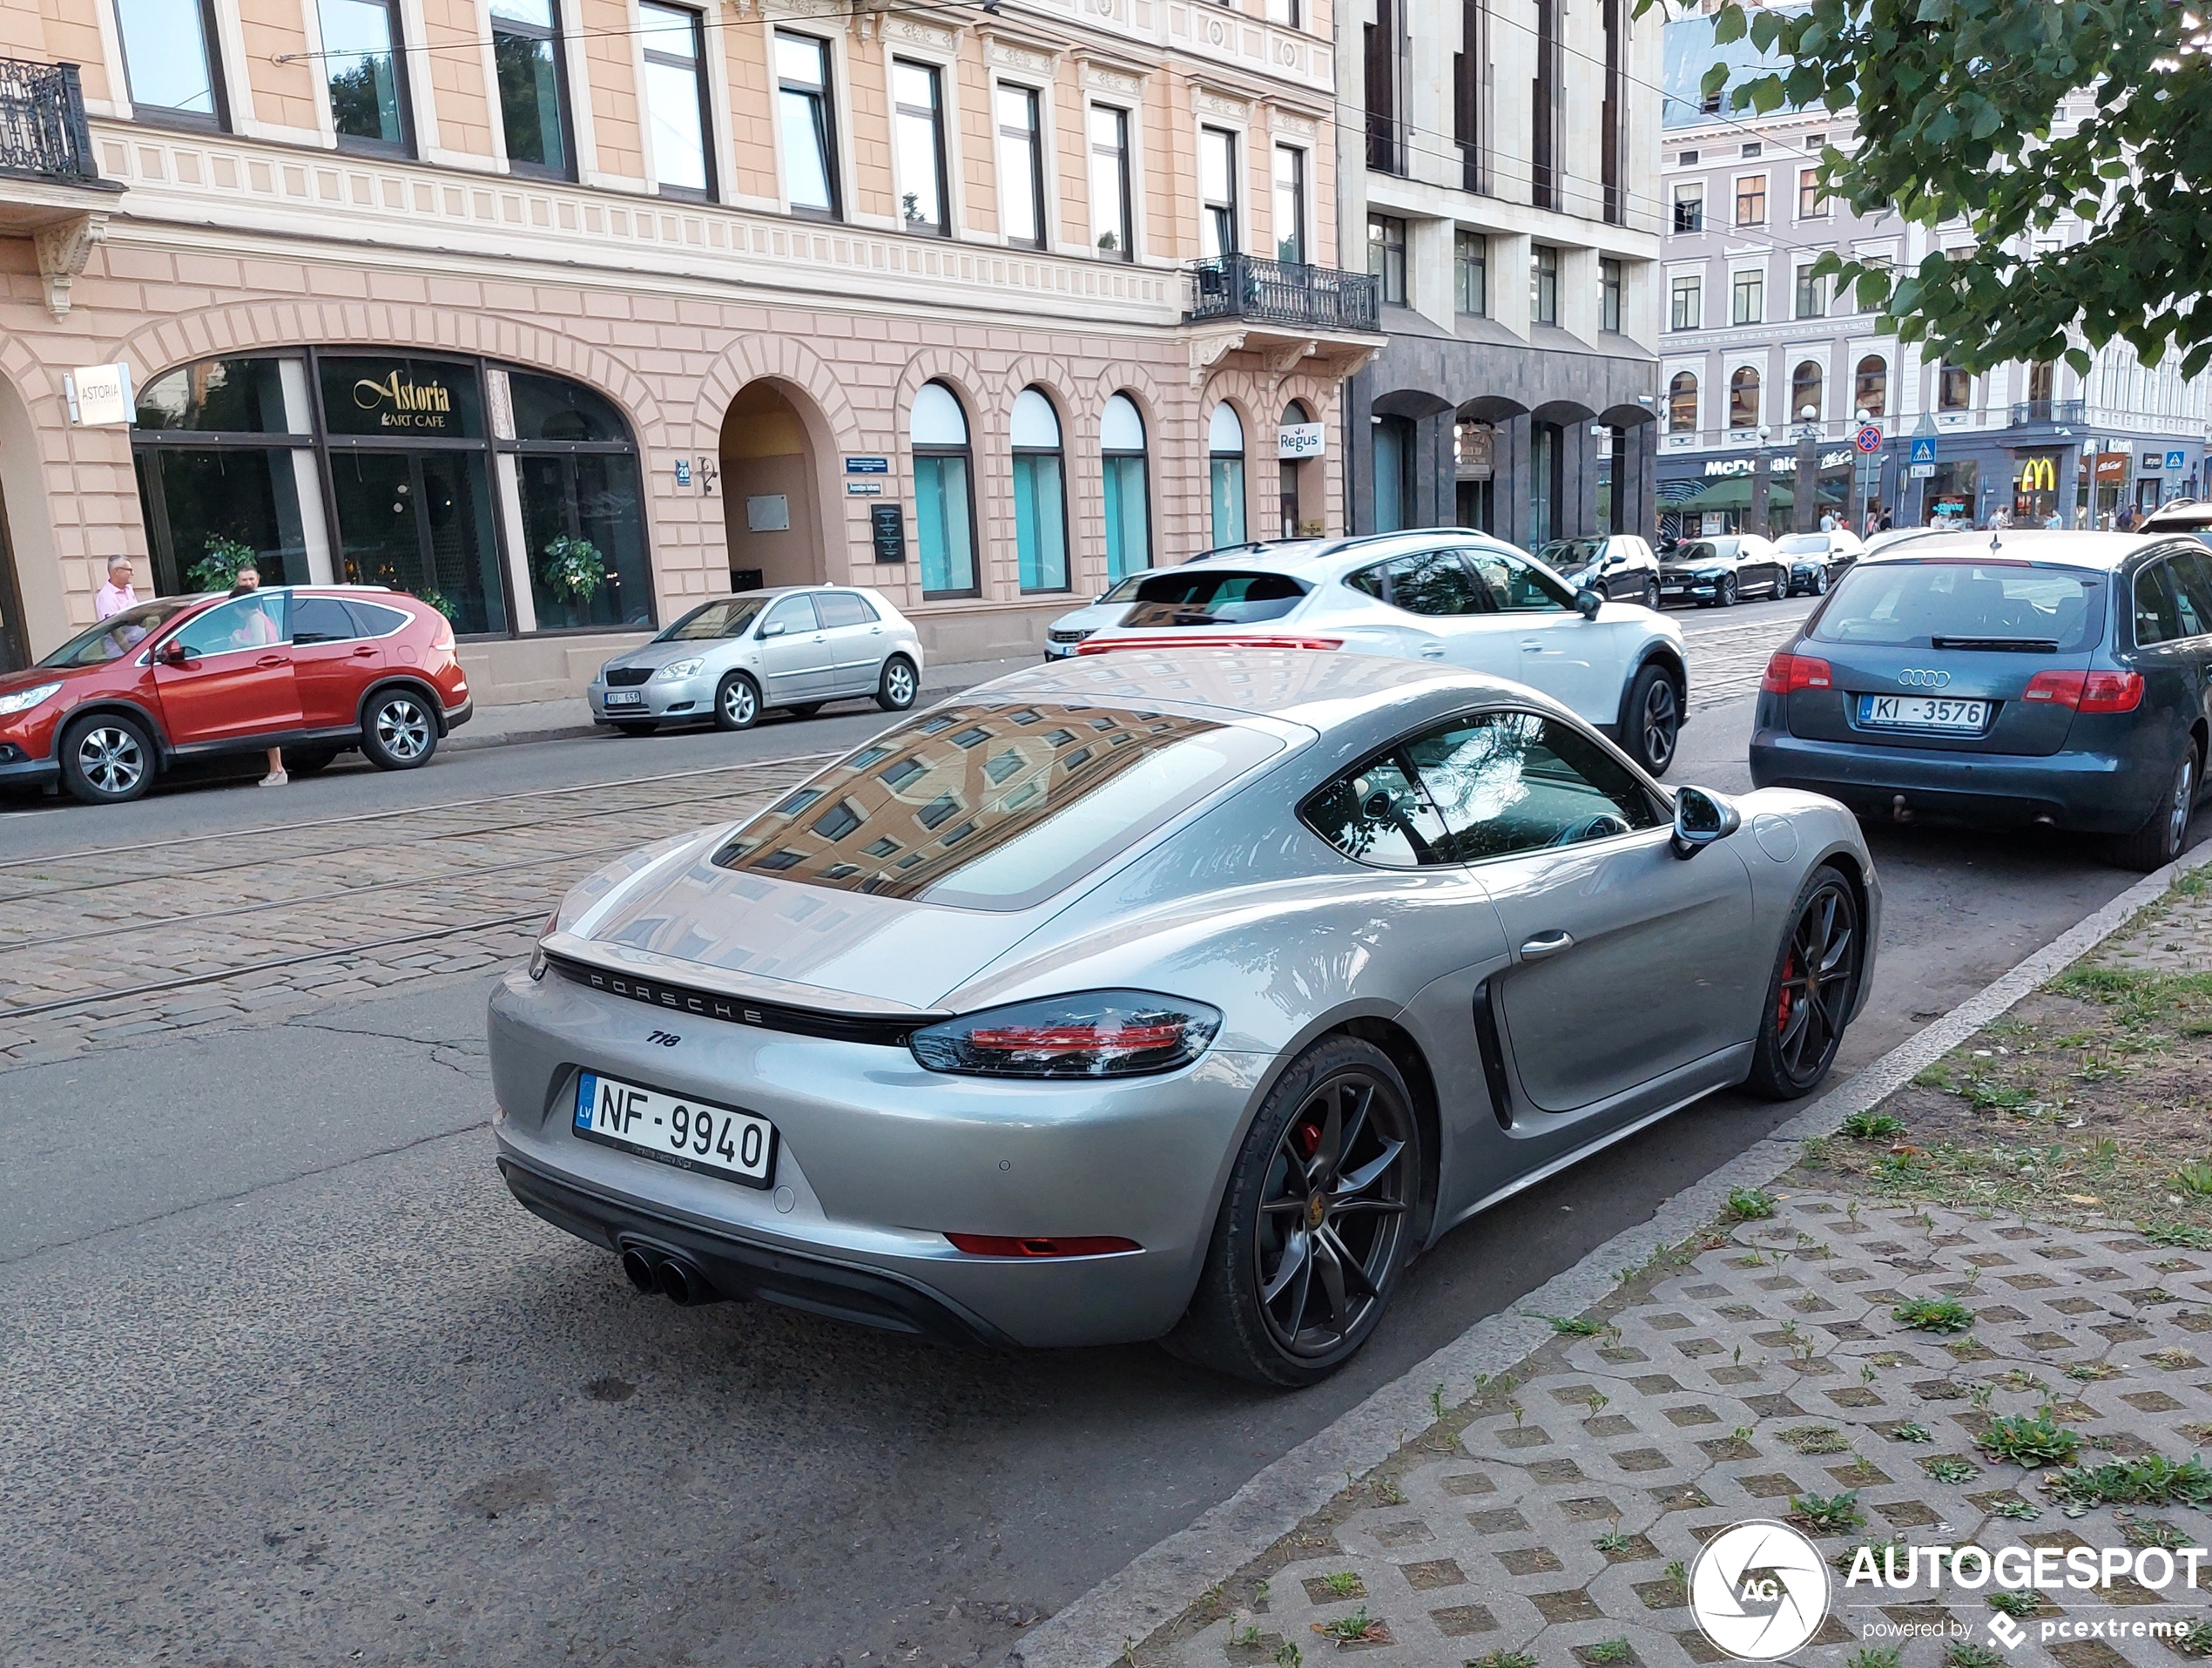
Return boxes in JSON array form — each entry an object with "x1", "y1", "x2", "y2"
[{"x1": 711, "y1": 700, "x2": 1282, "y2": 910}]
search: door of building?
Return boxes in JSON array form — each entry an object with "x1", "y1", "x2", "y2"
[{"x1": 0, "y1": 476, "x2": 27, "y2": 672}]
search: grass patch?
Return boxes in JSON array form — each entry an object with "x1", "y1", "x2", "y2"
[
  {"x1": 1842, "y1": 1110, "x2": 1906, "y2": 1140},
  {"x1": 1318, "y1": 1572, "x2": 1362, "y2": 1598},
  {"x1": 1976, "y1": 1408, "x2": 2082, "y2": 1469},
  {"x1": 1467, "y1": 1654, "x2": 1538, "y2": 1668},
  {"x1": 2177, "y1": 1161, "x2": 2212, "y2": 1198},
  {"x1": 1779, "y1": 1424, "x2": 1851, "y2": 1455},
  {"x1": 1986, "y1": 1590, "x2": 2047, "y2": 1618},
  {"x1": 1582, "y1": 1641, "x2": 1633, "y2": 1666},
  {"x1": 2045, "y1": 1453, "x2": 2212, "y2": 1514},
  {"x1": 1789, "y1": 1489, "x2": 1865, "y2": 1534},
  {"x1": 1944, "y1": 1644, "x2": 2005, "y2": 1668},
  {"x1": 1544, "y1": 1315, "x2": 1605, "y2": 1336},
  {"x1": 1921, "y1": 1456, "x2": 1980, "y2": 1484},
  {"x1": 1726, "y1": 1187, "x2": 1777, "y2": 1220},
  {"x1": 1311, "y1": 1607, "x2": 1390, "y2": 1645},
  {"x1": 1888, "y1": 1422, "x2": 1934, "y2": 1443},
  {"x1": 1893, "y1": 1297, "x2": 1977, "y2": 1334}
]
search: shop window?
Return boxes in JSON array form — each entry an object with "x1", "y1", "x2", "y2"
[
  {"x1": 510, "y1": 372, "x2": 651, "y2": 631},
  {"x1": 996, "y1": 84, "x2": 1045, "y2": 248},
  {"x1": 1790, "y1": 360, "x2": 1823, "y2": 424},
  {"x1": 1279, "y1": 400, "x2": 1311, "y2": 538},
  {"x1": 1209, "y1": 403, "x2": 1246, "y2": 547},
  {"x1": 135, "y1": 447, "x2": 314, "y2": 597},
  {"x1": 911, "y1": 382, "x2": 976, "y2": 596},
  {"x1": 114, "y1": 0, "x2": 226, "y2": 128},
  {"x1": 1730, "y1": 366, "x2": 1760, "y2": 429},
  {"x1": 1854, "y1": 354, "x2": 1888, "y2": 418},
  {"x1": 776, "y1": 32, "x2": 840, "y2": 218},
  {"x1": 326, "y1": 448, "x2": 505, "y2": 635},
  {"x1": 1668, "y1": 371, "x2": 1698, "y2": 434},
  {"x1": 1102, "y1": 393, "x2": 1150, "y2": 581},
  {"x1": 318, "y1": 355, "x2": 485, "y2": 438},
  {"x1": 489, "y1": 0, "x2": 572, "y2": 179},
  {"x1": 640, "y1": 2, "x2": 713, "y2": 199},
  {"x1": 1011, "y1": 388, "x2": 1069, "y2": 593},
  {"x1": 318, "y1": 0, "x2": 410, "y2": 153},
  {"x1": 136, "y1": 358, "x2": 300, "y2": 435},
  {"x1": 893, "y1": 59, "x2": 949, "y2": 234}
]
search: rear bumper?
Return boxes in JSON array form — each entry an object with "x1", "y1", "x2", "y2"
[
  {"x1": 1749, "y1": 724, "x2": 2163, "y2": 834},
  {"x1": 442, "y1": 696, "x2": 473, "y2": 733}
]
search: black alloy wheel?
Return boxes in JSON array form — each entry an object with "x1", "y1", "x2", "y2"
[
  {"x1": 1745, "y1": 867, "x2": 1861, "y2": 1099},
  {"x1": 1811, "y1": 567, "x2": 1830, "y2": 596},
  {"x1": 1719, "y1": 573, "x2": 1739, "y2": 607},
  {"x1": 1165, "y1": 1037, "x2": 1420, "y2": 1387},
  {"x1": 1642, "y1": 577, "x2": 1661, "y2": 610},
  {"x1": 1625, "y1": 664, "x2": 1681, "y2": 778}
]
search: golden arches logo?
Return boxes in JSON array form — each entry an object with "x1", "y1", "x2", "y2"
[{"x1": 2020, "y1": 456, "x2": 2058, "y2": 493}]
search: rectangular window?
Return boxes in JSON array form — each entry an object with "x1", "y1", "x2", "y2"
[
  {"x1": 1532, "y1": 243, "x2": 1559, "y2": 327},
  {"x1": 1365, "y1": 0, "x2": 1398, "y2": 172},
  {"x1": 995, "y1": 84, "x2": 1045, "y2": 248},
  {"x1": 1266, "y1": 0, "x2": 1300, "y2": 24},
  {"x1": 318, "y1": 0, "x2": 408, "y2": 152},
  {"x1": 489, "y1": 0, "x2": 571, "y2": 178},
  {"x1": 639, "y1": 2, "x2": 712, "y2": 198},
  {"x1": 114, "y1": 0, "x2": 226, "y2": 126},
  {"x1": 1672, "y1": 184, "x2": 1703, "y2": 233},
  {"x1": 1735, "y1": 174, "x2": 1766, "y2": 225},
  {"x1": 1740, "y1": 140, "x2": 1762, "y2": 157},
  {"x1": 1731, "y1": 267, "x2": 1764, "y2": 324},
  {"x1": 1454, "y1": 230, "x2": 1487, "y2": 315},
  {"x1": 1856, "y1": 253, "x2": 1893, "y2": 314},
  {"x1": 1367, "y1": 213, "x2": 1406, "y2": 306},
  {"x1": 776, "y1": 32, "x2": 840, "y2": 217},
  {"x1": 1531, "y1": 0, "x2": 1558, "y2": 207},
  {"x1": 1793, "y1": 265, "x2": 1824, "y2": 319},
  {"x1": 1200, "y1": 125, "x2": 1238, "y2": 259},
  {"x1": 1669, "y1": 273, "x2": 1701, "y2": 330},
  {"x1": 894, "y1": 60, "x2": 950, "y2": 235},
  {"x1": 1599, "y1": 257, "x2": 1622, "y2": 334},
  {"x1": 1088, "y1": 105, "x2": 1132, "y2": 259},
  {"x1": 1272, "y1": 145, "x2": 1305, "y2": 265},
  {"x1": 1797, "y1": 166, "x2": 1824, "y2": 218},
  {"x1": 1939, "y1": 361, "x2": 1973, "y2": 411},
  {"x1": 1453, "y1": 0, "x2": 1486, "y2": 192}
]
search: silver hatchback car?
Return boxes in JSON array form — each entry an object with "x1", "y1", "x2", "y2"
[
  {"x1": 589, "y1": 586, "x2": 924, "y2": 733},
  {"x1": 493, "y1": 650, "x2": 1879, "y2": 1386}
]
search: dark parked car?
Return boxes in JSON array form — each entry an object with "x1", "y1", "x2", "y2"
[
  {"x1": 1773, "y1": 530, "x2": 1863, "y2": 597},
  {"x1": 1749, "y1": 531, "x2": 2212, "y2": 869},
  {"x1": 1658, "y1": 536, "x2": 1789, "y2": 607},
  {"x1": 1534, "y1": 535, "x2": 1662, "y2": 608}
]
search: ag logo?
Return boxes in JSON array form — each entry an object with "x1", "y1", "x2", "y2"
[{"x1": 1689, "y1": 1519, "x2": 1831, "y2": 1660}]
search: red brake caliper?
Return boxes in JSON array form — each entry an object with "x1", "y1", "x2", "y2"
[
  {"x1": 1777, "y1": 950, "x2": 1797, "y2": 1033},
  {"x1": 1296, "y1": 1122, "x2": 1322, "y2": 1158}
]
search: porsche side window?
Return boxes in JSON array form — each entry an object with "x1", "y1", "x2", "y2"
[
  {"x1": 1404, "y1": 712, "x2": 1661, "y2": 862},
  {"x1": 1464, "y1": 549, "x2": 1568, "y2": 613},
  {"x1": 1303, "y1": 755, "x2": 1447, "y2": 868}
]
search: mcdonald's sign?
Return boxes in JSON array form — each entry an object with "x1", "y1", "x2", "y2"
[{"x1": 2018, "y1": 456, "x2": 2059, "y2": 493}]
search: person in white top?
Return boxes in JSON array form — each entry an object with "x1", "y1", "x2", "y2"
[{"x1": 93, "y1": 556, "x2": 138, "y2": 620}]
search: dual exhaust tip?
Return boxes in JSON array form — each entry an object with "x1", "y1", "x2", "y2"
[{"x1": 619, "y1": 1244, "x2": 722, "y2": 1307}]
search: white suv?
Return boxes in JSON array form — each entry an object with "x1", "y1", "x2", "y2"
[{"x1": 1074, "y1": 533, "x2": 1691, "y2": 775}]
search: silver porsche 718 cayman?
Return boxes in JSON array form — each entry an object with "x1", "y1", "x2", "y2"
[{"x1": 489, "y1": 650, "x2": 1878, "y2": 1385}]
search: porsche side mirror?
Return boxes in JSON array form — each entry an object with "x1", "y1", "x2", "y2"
[
  {"x1": 1575, "y1": 587, "x2": 1603, "y2": 621},
  {"x1": 1671, "y1": 786, "x2": 1742, "y2": 859}
]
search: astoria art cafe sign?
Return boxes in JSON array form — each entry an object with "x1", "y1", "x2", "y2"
[{"x1": 352, "y1": 369, "x2": 455, "y2": 431}]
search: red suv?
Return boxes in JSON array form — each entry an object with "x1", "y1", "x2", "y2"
[{"x1": 0, "y1": 587, "x2": 471, "y2": 805}]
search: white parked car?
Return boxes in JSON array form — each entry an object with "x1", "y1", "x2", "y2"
[
  {"x1": 588, "y1": 586, "x2": 924, "y2": 733},
  {"x1": 1073, "y1": 532, "x2": 1692, "y2": 775},
  {"x1": 1042, "y1": 571, "x2": 1155, "y2": 659}
]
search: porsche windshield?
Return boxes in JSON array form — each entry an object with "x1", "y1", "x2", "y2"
[{"x1": 712, "y1": 700, "x2": 1282, "y2": 910}]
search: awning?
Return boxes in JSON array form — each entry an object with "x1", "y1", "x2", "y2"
[{"x1": 1673, "y1": 476, "x2": 1848, "y2": 512}]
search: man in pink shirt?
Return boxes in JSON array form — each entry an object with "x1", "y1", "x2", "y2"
[{"x1": 93, "y1": 556, "x2": 138, "y2": 619}]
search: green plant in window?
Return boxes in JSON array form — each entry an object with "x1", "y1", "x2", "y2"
[
  {"x1": 188, "y1": 534, "x2": 258, "y2": 593},
  {"x1": 541, "y1": 534, "x2": 606, "y2": 604},
  {"x1": 419, "y1": 589, "x2": 459, "y2": 622}
]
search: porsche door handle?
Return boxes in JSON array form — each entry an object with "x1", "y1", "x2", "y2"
[
  {"x1": 1519, "y1": 930, "x2": 1575, "y2": 960},
  {"x1": 1420, "y1": 643, "x2": 1446, "y2": 658}
]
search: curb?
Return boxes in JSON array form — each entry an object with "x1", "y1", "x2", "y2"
[{"x1": 1009, "y1": 837, "x2": 2212, "y2": 1668}]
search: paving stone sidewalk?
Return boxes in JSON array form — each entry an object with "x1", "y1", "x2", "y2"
[{"x1": 1144, "y1": 891, "x2": 2212, "y2": 1668}]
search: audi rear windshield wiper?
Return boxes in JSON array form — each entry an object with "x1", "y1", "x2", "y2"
[{"x1": 1930, "y1": 635, "x2": 2061, "y2": 652}]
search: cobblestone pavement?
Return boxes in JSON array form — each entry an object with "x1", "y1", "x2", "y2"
[
  {"x1": 1161, "y1": 1198, "x2": 2212, "y2": 1668},
  {"x1": 1680, "y1": 608, "x2": 1817, "y2": 716},
  {"x1": 0, "y1": 756, "x2": 821, "y2": 1065}
]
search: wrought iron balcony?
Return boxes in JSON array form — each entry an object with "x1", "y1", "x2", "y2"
[
  {"x1": 2010, "y1": 398, "x2": 2086, "y2": 427},
  {"x1": 0, "y1": 58, "x2": 98, "y2": 183},
  {"x1": 1185, "y1": 254, "x2": 1381, "y2": 335}
]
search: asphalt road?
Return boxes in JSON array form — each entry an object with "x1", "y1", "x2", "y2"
[{"x1": 3, "y1": 597, "x2": 2197, "y2": 1668}]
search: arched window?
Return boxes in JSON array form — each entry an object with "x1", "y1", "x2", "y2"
[
  {"x1": 1208, "y1": 402, "x2": 1246, "y2": 547},
  {"x1": 510, "y1": 371, "x2": 652, "y2": 631},
  {"x1": 1668, "y1": 371, "x2": 1698, "y2": 434},
  {"x1": 1939, "y1": 359, "x2": 1973, "y2": 412},
  {"x1": 1101, "y1": 392, "x2": 1150, "y2": 581},
  {"x1": 1010, "y1": 388, "x2": 1068, "y2": 593},
  {"x1": 910, "y1": 381, "x2": 976, "y2": 596},
  {"x1": 1729, "y1": 366, "x2": 1761, "y2": 429},
  {"x1": 1790, "y1": 360, "x2": 1823, "y2": 425},
  {"x1": 1854, "y1": 355, "x2": 1888, "y2": 419}
]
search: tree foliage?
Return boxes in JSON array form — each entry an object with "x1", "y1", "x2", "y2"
[{"x1": 1643, "y1": 0, "x2": 2212, "y2": 376}]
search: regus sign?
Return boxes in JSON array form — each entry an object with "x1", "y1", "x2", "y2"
[{"x1": 1278, "y1": 422, "x2": 1325, "y2": 460}]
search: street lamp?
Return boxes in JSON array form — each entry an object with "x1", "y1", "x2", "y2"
[
  {"x1": 1752, "y1": 422, "x2": 1775, "y2": 537},
  {"x1": 1792, "y1": 403, "x2": 1821, "y2": 532}
]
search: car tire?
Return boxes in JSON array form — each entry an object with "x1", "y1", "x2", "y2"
[
  {"x1": 2107, "y1": 743, "x2": 2201, "y2": 873},
  {"x1": 284, "y1": 747, "x2": 340, "y2": 775},
  {"x1": 1743, "y1": 864, "x2": 1863, "y2": 1100},
  {"x1": 360, "y1": 687, "x2": 439, "y2": 771},
  {"x1": 878, "y1": 655, "x2": 920, "y2": 712},
  {"x1": 59, "y1": 713, "x2": 155, "y2": 805},
  {"x1": 1642, "y1": 577, "x2": 1661, "y2": 610},
  {"x1": 1622, "y1": 663, "x2": 1682, "y2": 779},
  {"x1": 785, "y1": 703, "x2": 825, "y2": 719},
  {"x1": 1811, "y1": 568, "x2": 1830, "y2": 596},
  {"x1": 1163, "y1": 1035, "x2": 1421, "y2": 1388},
  {"x1": 1719, "y1": 574, "x2": 1739, "y2": 607},
  {"x1": 713, "y1": 672, "x2": 760, "y2": 732},
  {"x1": 614, "y1": 721, "x2": 658, "y2": 738}
]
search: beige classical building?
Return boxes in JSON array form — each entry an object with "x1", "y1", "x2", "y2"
[{"x1": 0, "y1": 0, "x2": 1378, "y2": 701}]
